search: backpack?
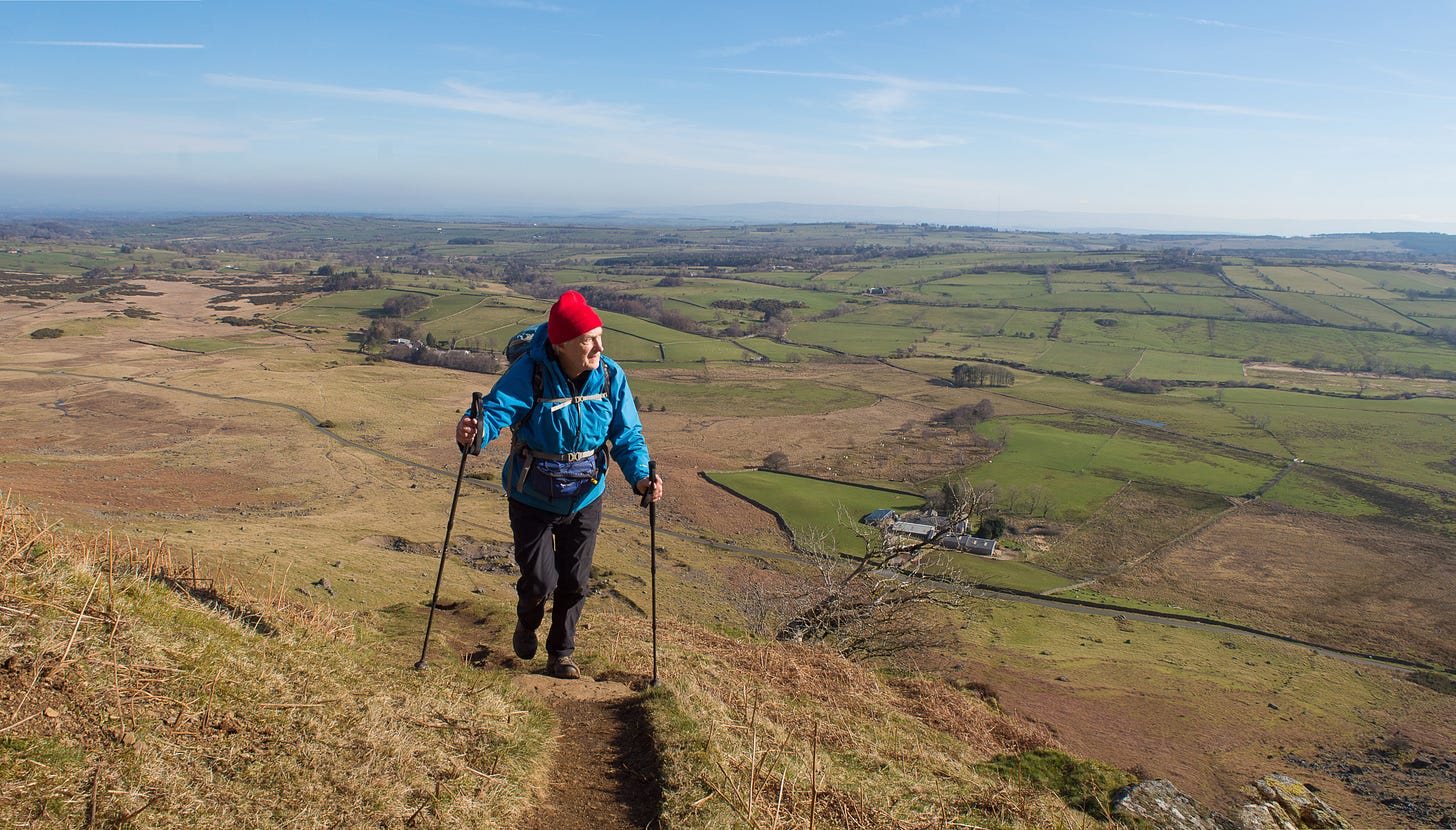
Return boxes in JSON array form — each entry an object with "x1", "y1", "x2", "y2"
[
  {"x1": 503, "y1": 327, "x2": 545, "y2": 437},
  {"x1": 505, "y1": 326, "x2": 538, "y2": 371}
]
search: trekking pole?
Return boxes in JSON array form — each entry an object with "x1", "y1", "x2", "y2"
[
  {"x1": 415, "y1": 392, "x2": 483, "y2": 671},
  {"x1": 640, "y1": 459, "x2": 659, "y2": 686}
]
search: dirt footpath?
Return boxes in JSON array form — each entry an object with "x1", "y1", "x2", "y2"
[{"x1": 511, "y1": 673, "x2": 661, "y2": 830}]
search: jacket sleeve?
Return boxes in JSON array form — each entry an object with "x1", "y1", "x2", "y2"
[
  {"x1": 472, "y1": 358, "x2": 536, "y2": 446},
  {"x1": 605, "y1": 362, "x2": 650, "y2": 484}
]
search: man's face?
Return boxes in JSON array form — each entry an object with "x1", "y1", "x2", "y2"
[{"x1": 557, "y1": 327, "x2": 603, "y2": 378}]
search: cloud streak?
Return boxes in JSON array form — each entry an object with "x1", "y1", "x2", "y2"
[
  {"x1": 472, "y1": 0, "x2": 564, "y2": 12},
  {"x1": 206, "y1": 74, "x2": 641, "y2": 131},
  {"x1": 16, "y1": 40, "x2": 203, "y2": 48},
  {"x1": 1106, "y1": 64, "x2": 1456, "y2": 103},
  {"x1": 1081, "y1": 95, "x2": 1323, "y2": 121},
  {"x1": 701, "y1": 29, "x2": 844, "y2": 58},
  {"x1": 876, "y1": 4, "x2": 961, "y2": 28},
  {"x1": 723, "y1": 68, "x2": 1020, "y2": 96}
]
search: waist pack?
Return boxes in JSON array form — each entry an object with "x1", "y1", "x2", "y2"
[{"x1": 522, "y1": 449, "x2": 604, "y2": 501}]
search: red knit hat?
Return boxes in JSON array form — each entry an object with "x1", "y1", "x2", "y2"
[{"x1": 547, "y1": 290, "x2": 603, "y2": 344}]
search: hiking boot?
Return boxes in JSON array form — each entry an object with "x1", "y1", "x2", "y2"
[
  {"x1": 546, "y1": 655, "x2": 580, "y2": 680},
  {"x1": 512, "y1": 622, "x2": 538, "y2": 661}
]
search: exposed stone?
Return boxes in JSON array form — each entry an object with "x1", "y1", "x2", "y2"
[
  {"x1": 1237, "y1": 804, "x2": 1287, "y2": 830},
  {"x1": 1112, "y1": 779, "x2": 1238, "y2": 830},
  {"x1": 1113, "y1": 774, "x2": 1351, "y2": 830},
  {"x1": 1242, "y1": 774, "x2": 1351, "y2": 829}
]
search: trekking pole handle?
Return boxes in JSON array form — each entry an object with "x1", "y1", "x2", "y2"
[
  {"x1": 460, "y1": 391, "x2": 484, "y2": 456},
  {"x1": 640, "y1": 459, "x2": 657, "y2": 508}
]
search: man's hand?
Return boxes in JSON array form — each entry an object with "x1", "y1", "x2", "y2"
[
  {"x1": 456, "y1": 416, "x2": 479, "y2": 452},
  {"x1": 636, "y1": 474, "x2": 663, "y2": 505}
]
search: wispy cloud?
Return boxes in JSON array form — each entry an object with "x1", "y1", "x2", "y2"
[
  {"x1": 1176, "y1": 16, "x2": 1245, "y2": 30},
  {"x1": 206, "y1": 74, "x2": 641, "y2": 131},
  {"x1": 701, "y1": 30, "x2": 844, "y2": 58},
  {"x1": 1104, "y1": 64, "x2": 1456, "y2": 103},
  {"x1": 725, "y1": 68, "x2": 1017, "y2": 116},
  {"x1": 724, "y1": 68, "x2": 1019, "y2": 96},
  {"x1": 965, "y1": 110, "x2": 1100, "y2": 130},
  {"x1": 1081, "y1": 95, "x2": 1323, "y2": 120},
  {"x1": 876, "y1": 5, "x2": 961, "y2": 28},
  {"x1": 16, "y1": 41, "x2": 203, "y2": 49},
  {"x1": 471, "y1": 0, "x2": 565, "y2": 12},
  {"x1": 864, "y1": 133, "x2": 967, "y2": 150}
]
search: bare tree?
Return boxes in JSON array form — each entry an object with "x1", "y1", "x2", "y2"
[
  {"x1": 762, "y1": 451, "x2": 790, "y2": 471},
  {"x1": 764, "y1": 504, "x2": 976, "y2": 662}
]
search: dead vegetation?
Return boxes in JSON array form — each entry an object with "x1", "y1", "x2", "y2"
[
  {"x1": 0, "y1": 493, "x2": 552, "y2": 829},
  {"x1": 577, "y1": 613, "x2": 1110, "y2": 829}
]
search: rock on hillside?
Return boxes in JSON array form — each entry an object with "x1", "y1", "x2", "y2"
[{"x1": 1113, "y1": 774, "x2": 1351, "y2": 830}]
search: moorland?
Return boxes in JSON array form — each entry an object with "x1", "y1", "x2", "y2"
[{"x1": 2, "y1": 215, "x2": 1454, "y2": 828}]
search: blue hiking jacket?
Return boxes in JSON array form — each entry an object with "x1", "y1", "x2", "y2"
[{"x1": 474, "y1": 323, "x2": 650, "y2": 514}]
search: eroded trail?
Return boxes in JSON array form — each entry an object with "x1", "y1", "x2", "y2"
[{"x1": 512, "y1": 674, "x2": 662, "y2": 830}]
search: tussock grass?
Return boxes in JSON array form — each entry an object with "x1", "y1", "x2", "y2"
[
  {"x1": 587, "y1": 613, "x2": 1109, "y2": 829},
  {"x1": 0, "y1": 494, "x2": 551, "y2": 829}
]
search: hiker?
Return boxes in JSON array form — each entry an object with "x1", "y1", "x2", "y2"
[{"x1": 454, "y1": 290, "x2": 662, "y2": 680}]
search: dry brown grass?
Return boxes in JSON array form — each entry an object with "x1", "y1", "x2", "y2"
[
  {"x1": 0, "y1": 494, "x2": 553, "y2": 829},
  {"x1": 583, "y1": 614, "x2": 1106, "y2": 829}
]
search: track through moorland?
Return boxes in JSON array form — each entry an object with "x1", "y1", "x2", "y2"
[{"x1": 507, "y1": 673, "x2": 661, "y2": 830}]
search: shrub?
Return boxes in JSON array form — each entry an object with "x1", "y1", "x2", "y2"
[
  {"x1": 380, "y1": 294, "x2": 429, "y2": 318},
  {"x1": 977, "y1": 748, "x2": 1137, "y2": 820},
  {"x1": 30, "y1": 327, "x2": 63, "y2": 339}
]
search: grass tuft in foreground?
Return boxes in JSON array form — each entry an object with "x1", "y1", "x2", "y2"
[
  {"x1": 0, "y1": 494, "x2": 552, "y2": 829},
  {"x1": 587, "y1": 613, "x2": 1119, "y2": 828}
]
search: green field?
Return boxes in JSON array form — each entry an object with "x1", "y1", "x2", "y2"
[
  {"x1": 707, "y1": 469, "x2": 924, "y2": 555},
  {"x1": 1029, "y1": 341, "x2": 1139, "y2": 377},
  {"x1": 970, "y1": 415, "x2": 1281, "y2": 510},
  {"x1": 627, "y1": 376, "x2": 876, "y2": 417},
  {"x1": 705, "y1": 470, "x2": 1073, "y2": 592},
  {"x1": 789, "y1": 320, "x2": 929, "y2": 355},
  {"x1": 1128, "y1": 350, "x2": 1245, "y2": 382},
  {"x1": 275, "y1": 289, "x2": 433, "y2": 327},
  {"x1": 1215, "y1": 387, "x2": 1456, "y2": 493}
]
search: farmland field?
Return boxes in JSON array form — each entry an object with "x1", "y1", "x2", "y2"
[
  {"x1": 705, "y1": 469, "x2": 1072, "y2": 592},
  {"x1": 705, "y1": 469, "x2": 924, "y2": 555}
]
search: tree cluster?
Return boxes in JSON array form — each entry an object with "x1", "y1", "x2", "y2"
[
  {"x1": 361, "y1": 318, "x2": 417, "y2": 348},
  {"x1": 317, "y1": 270, "x2": 386, "y2": 292},
  {"x1": 382, "y1": 343, "x2": 502, "y2": 374},
  {"x1": 1103, "y1": 377, "x2": 1165, "y2": 394},
  {"x1": 932, "y1": 399, "x2": 995, "y2": 429},
  {"x1": 380, "y1": 293, "x2": 429, "y2": 318},
  {"x1": 951, "y1": 363, "x2": 1015, "y2": 387}
]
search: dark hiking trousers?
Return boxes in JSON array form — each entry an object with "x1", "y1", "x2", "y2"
[{"x1": 508, "y1": 495, "x2": 602, "y2": 658}]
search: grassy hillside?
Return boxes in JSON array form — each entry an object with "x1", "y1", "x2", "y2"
[
  {"x1": 2, "y1": 497, "x2": 1134, "y2": 829},
  {"x1": 0, "y1": 497, "x2": 553, "y2": 828}
]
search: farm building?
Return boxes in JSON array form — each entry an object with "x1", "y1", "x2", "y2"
[{"x1": 860, "y1": 510, "x2": 998, "y2": 556}]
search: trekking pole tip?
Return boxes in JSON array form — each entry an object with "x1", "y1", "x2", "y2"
[{"x1": 413, "y1": 659, "x2": 427, "y2": 671}]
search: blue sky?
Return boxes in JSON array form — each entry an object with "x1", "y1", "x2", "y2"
[{"x1": 2, "y1": 1, "x2": 1454, "y2": 233}]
